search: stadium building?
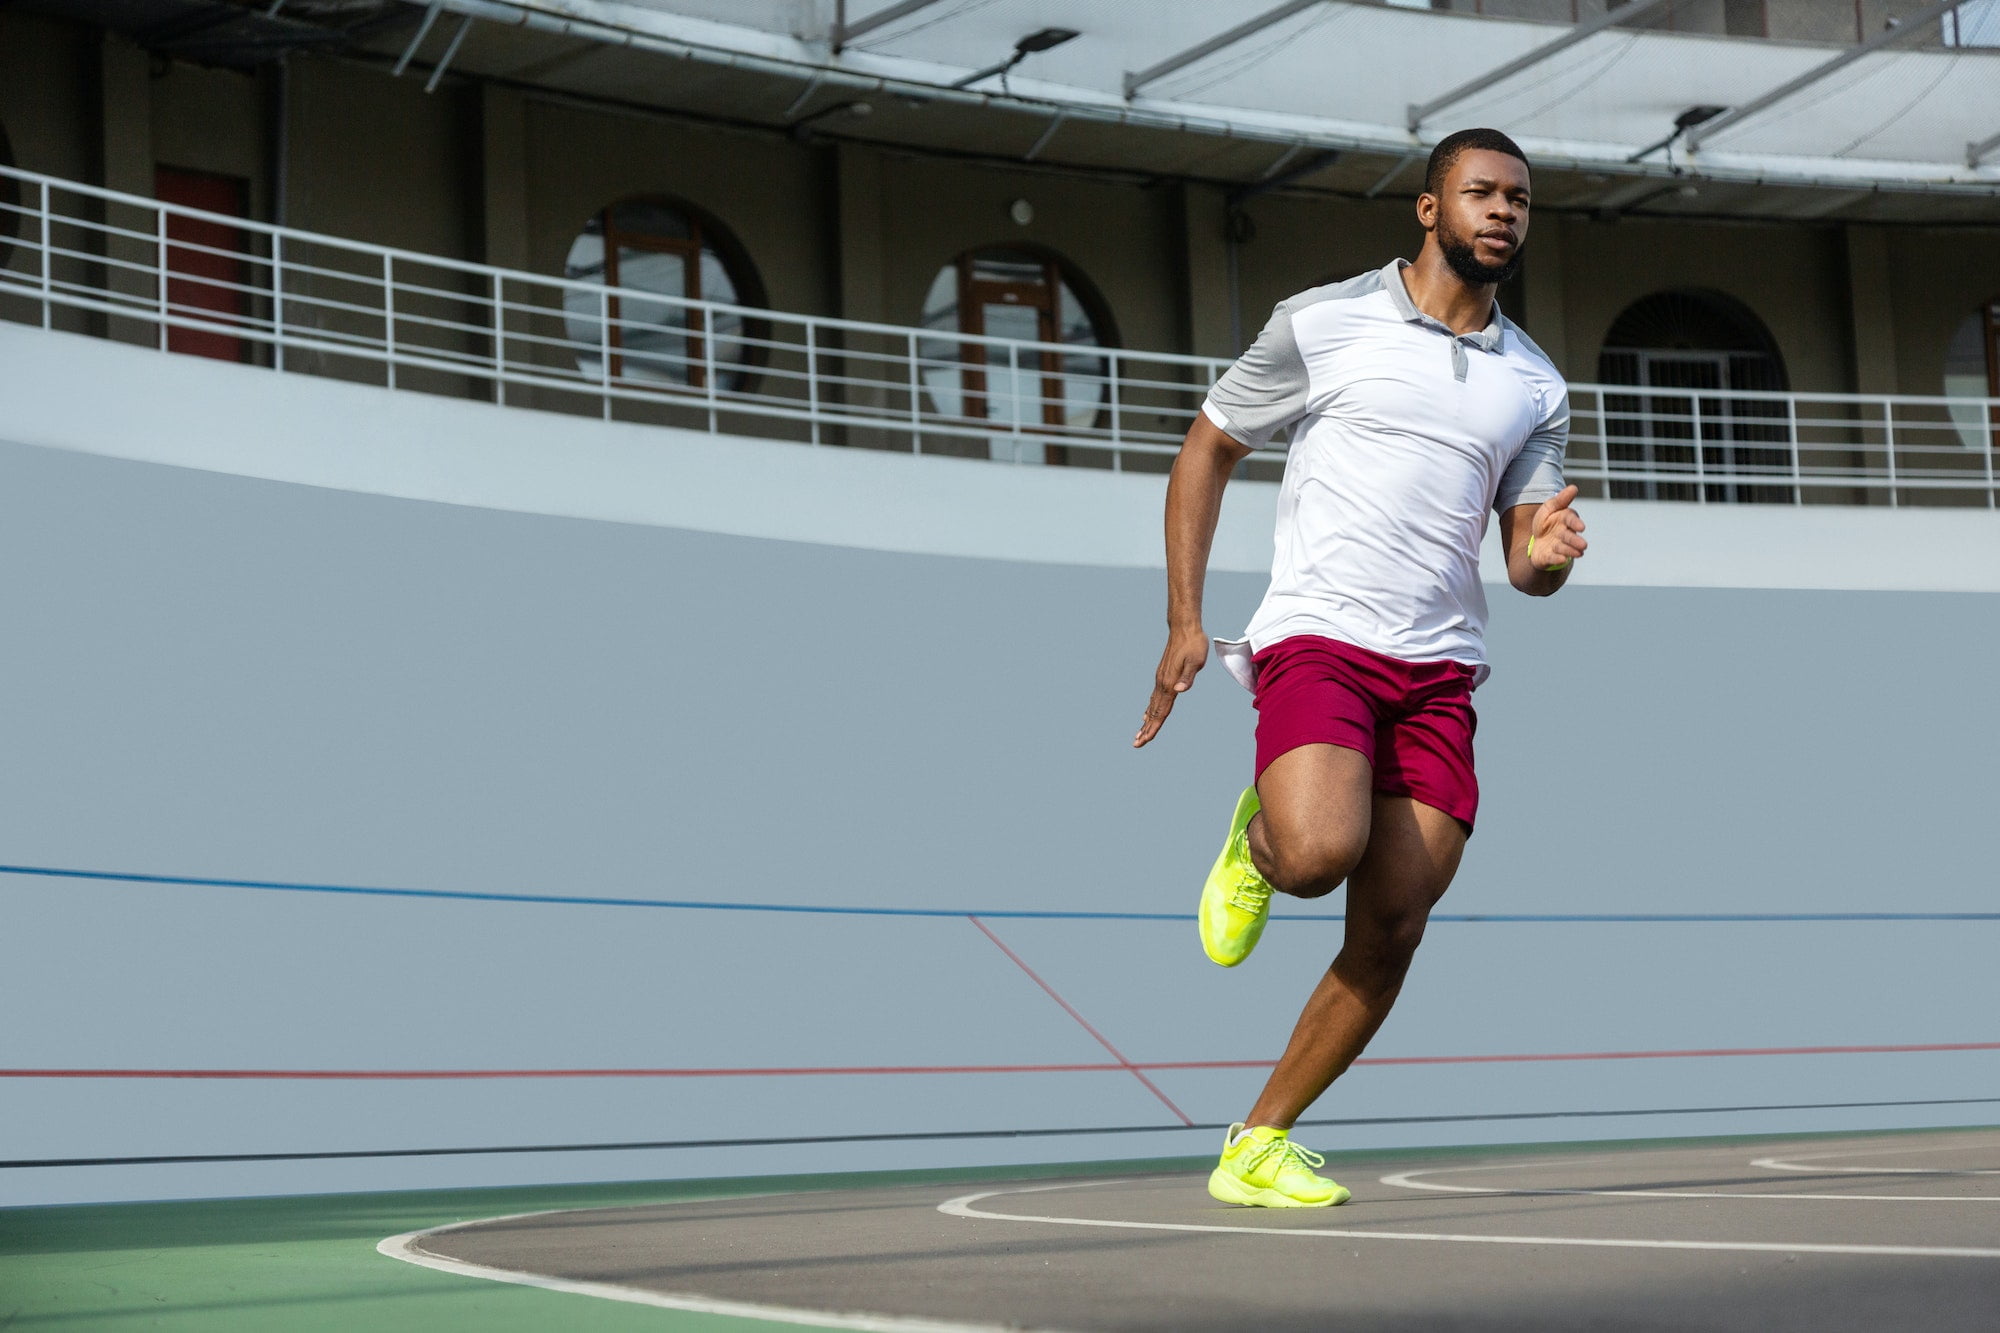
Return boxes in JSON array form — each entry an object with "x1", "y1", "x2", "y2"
[{"x1": 3, "y1": 0, "x2": 1999, "y2": 1221}]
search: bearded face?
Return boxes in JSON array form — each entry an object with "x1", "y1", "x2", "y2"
[{"x1": 1435, "y1": 198, "x2": 1525, "y2": 287}]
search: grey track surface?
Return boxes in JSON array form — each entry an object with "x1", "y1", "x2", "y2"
[{"x1": 413, "y1": 1130, "x2": 2000, "y2": 1331}]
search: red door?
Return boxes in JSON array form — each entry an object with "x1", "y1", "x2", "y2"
[{"x1": 155, "y1": 167, "x2": 250, "y2": 362}]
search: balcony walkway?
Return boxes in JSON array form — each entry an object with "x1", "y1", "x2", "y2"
[{"x1": 3, "y1": 162, "x2": 1996, "y2": 509}]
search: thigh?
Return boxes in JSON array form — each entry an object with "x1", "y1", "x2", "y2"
[
  {"x1": 1255, "y1": 741, "x2": 1375, "y2": 869},
  {"x1": 1348, "y1": 794, "x2": 1467, "y2": 925}
]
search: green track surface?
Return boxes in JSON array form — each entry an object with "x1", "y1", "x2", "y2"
[
  {"x1": 0, "y1": 1156, "x2": 1207, "y2": 1331},
  {"x1": 5, "y1": 1127, "x2": 1984, "y2": 1331}
]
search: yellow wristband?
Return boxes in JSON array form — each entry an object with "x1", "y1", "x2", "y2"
[{"x1": 1528, "y1": 533, "x2": 1569, "y2": 573}]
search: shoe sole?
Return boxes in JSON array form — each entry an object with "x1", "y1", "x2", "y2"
[
  {"x1": 1206, "y1": 1166, "x2": 1349, "y2": 1209},
  {"x1": 1198, "y1": 787, "x2": 1265, "y2": 968}
]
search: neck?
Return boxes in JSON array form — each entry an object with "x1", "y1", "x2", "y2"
[{"x1": 1402, "y1": 243, "x2": 1497, "y2": 335}]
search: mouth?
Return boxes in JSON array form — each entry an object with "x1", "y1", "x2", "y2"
[{"x1": 1476, "y1": 231, "x2": 1517, "y2": 253}]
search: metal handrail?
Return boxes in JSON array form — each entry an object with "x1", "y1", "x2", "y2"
[{"x1": 2, "y1": 162, "x2": 1996, "y2": 505}]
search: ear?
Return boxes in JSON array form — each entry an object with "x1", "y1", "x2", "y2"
[{"x1": 1415, "y1": 191, "x2": 1438, "y2": 231}]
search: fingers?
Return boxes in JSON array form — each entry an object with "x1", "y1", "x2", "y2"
[
  {"x1": 1542, "y1": 484, "x2": 1579, "y2": 514},
  {"x1": 1133, "y1": 684, "x2": 1177, "y2": 747}
]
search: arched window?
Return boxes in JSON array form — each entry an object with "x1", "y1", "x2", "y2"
[
  {"x1": 917, "y1": 247, "x2": 1113, "y2": 465},
  {"x1": 1943, "y1": 298, "x2": 1999, "y2": 450},
  {"x1": 1597, "y1": 289, "x2": 1790, "y2": 503},
  {"x1": 562, "y1": 198, "x2": 764, "y2": 394}
]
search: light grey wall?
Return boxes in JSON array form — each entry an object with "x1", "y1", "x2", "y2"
[{"x1": 1, "y1": 420, "x2": 1995, "y2": 1205}]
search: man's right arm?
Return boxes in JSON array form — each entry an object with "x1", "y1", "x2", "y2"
[{"x1": 1133, "y1": 413, "x2": 1251, "y2": 748}]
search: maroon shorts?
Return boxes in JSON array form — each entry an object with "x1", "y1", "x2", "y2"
[{"x1": 1251, "y1": 634, "x2": 1480, "y2": 831}]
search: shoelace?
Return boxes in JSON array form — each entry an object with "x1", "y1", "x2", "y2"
[
  {"x1": 1247, "y1": 1136, "x2": 1326, "y2": 1176},
  {"x1": 1226, "y1": 833, "x2": 1273, "y2": 915}
]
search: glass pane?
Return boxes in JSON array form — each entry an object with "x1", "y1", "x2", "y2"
[
  {"x1": 982, "y1": 302, "x2": 1044, "y2": 464},
  {"x1": 969, "y1": 251, "x2": 1046, "y2": 285},
  {"x1": 562, "y1": 227, "x2": 608, "y2": 381},
  {"x1": 616, "y1": 245, "x2": 691, "y2": 384},
  {"x1": 1057, "y1": 281, "x2": 1106, "y2": 428},
  {"x1": 918, "y1": 265, "x2": 964, "y2": 418},
  {"x1": 1943, "y1": 305, "x2": 1997, "y2": 448}
]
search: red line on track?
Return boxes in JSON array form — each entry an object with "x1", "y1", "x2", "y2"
[
  {"x1": 966, "y1": 915, "x2": 1194, "y2": 1126},
  {"x1": 7, "y1": 1042, "x2": 1995, "y2": 1081}
]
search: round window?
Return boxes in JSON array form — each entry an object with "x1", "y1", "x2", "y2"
[
  {"x1": 917, "y1": 248, "x2": 1113, "y2": 463},
  {"x1": 563, "y1": 199, "x2": 762, "y2": 394}
]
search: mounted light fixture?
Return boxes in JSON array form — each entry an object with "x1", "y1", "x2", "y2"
[
  {"x1": 789, "y1": 99, "x2": 874, "y2": 142},
  {"x1": 1627, "y1": 104, "x2": 1728, "y2": 162},
  {"x1": 951, "y1": 27, "x2": 1080, "y2": 90}
]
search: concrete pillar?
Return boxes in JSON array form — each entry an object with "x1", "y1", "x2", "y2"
[
  {"x1": 834, "y1": 140, "x2": 886, "y2": 325},
  {"x1": 479, "y1": 84, "x2": 528, "y2": 271},
  {"x1": 1844, "y1": 224, "x2": 1898, "y2": 395},
  {"x1": 1177, "y1": 181, "x2": 1235, "y2": 358},
  {"x1": 1518, "y1": 215, "x2": 1570, "y2": 377},
  {"x1": 97, "y1": 33, "x2": 154, "y2": 346}
]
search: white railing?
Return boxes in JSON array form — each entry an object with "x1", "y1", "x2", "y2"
[{"x1": 2, "y1": 163, "x2": 1995, "y2": 506}]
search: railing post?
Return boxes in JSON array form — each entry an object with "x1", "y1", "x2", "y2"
[
  {"x1": 1108, "y1": 350, "x2": 1122, "y2": 472},
  {"x1": 1883, "y1": 397, "x2": 1897, "y2": 507},
  {"x1": 1008, "y1": 341, "x2": 1023, "y2": 464},
  {"x1": 907, "y1": 330, "x2": 922, "y2": 454},
  {"x1": 1985, "y1": 400, "x2": 1997, "y2": 510},
  {"x1": 704, "y1": 303, "x2": 719, "y2": 434},
  {"x1": 805, "y1": 319, "x2": 820, "y2": 446},
  {"x1": 383, "y1": 251, "x2": 396, "y2": 390},
  {"x1": 272, "y1": 233, "x2": 285, "y2": 373},
  {"x1": 37, "y1": 179, "x2": 52, "y2": 331},
  {"x1": 492, "y1": 271, "x2": 505, "y2": 407},
  {"x1": 1690, "y1": 395, "x2": 1705, "y2": 503},
  {"x1": 155, "y1": 205, "x2": 170, "y2": 351},
  {"x1": 599, "y1": 287, "x2": 613, "y2": 421},
  {"x1": 1786, "y1": 393, "x2": 1800, "y2": 505}
]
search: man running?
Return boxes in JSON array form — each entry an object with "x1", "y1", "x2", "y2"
[{"x1": 1132, "y1": 128, "x2": 1587, "y2": 1208}]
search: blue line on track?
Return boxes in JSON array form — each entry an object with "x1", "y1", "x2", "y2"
[{"x1": 2, "y1": 863, "x2": 1996, "y2": 923}]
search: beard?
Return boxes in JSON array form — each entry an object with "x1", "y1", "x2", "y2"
[{"x1": 1437, "y1": 214, "x2": 1524, "y2": 287}]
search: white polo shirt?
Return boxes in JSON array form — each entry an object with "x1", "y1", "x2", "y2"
[{"x1": 1203, "y1": 259, "x2": 1568, "y2": 690}]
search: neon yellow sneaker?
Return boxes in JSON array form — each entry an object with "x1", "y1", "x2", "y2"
[
  {"x1": 1199, "y1": 786, "x2": 1274, "y2": 967},
  {"x1": 1207, "y1": 1123, "x2": 1350, "y2": 1208}
]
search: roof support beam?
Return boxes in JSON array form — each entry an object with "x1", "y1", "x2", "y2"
[
  {"x1": 831, "y1": 0, "x2": 953, "y2": 53},
  {"x1": 1684, "y1": 0, "x2": 1964, "y2": 152},
  {"x1": 1406, "y1": 0, "x2": 1675, "y2": 133},
  {"x1": 1123, "y1": 0, "x2": 1322, "y2": 100},
  {"x1": 1965, "y1": 128, "x2": 2000, "y2": 169}
]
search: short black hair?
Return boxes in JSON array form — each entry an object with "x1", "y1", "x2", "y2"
[{"x1": 1423, "y1": 128, "x2": 1530, "y2": 197}]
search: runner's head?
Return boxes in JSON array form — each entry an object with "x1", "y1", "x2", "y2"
[{"x1": 1418, "y1": 128, "x2": 1531, "y2": 288}]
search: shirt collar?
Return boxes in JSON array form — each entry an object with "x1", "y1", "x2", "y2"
[{"x1": 1382, "y1": 257, "x2": 1506, "y2": 353}]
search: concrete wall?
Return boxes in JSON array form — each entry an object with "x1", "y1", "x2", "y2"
[{"x1": 2, "y1": 323, "x2": 1997, "y2": 1207}]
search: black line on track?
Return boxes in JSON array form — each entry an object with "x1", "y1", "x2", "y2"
[{"x1": 8, "y1": 1095, "x2": 1999, "y2": 1169}]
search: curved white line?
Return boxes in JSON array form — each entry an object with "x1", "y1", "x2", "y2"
[
  {"x1": 1755, "y1": 1142, "x2": 2000, "y2": 1176},
  {"x1": 1380, "y1": 1163, "x2": 2000, "y2": 1203},
  {"x1": 379, "y1": 1208, "x2": 1062, "y2": 1333},
  {"x1": 935, "y1": 1180, "x2": 2000, "y2": 1259}
]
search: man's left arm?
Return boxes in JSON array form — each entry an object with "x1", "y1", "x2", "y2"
[
  {"x1": 1495, "y1": 382, "x2": 1582, "y2": 596},
  {"x1": 1500, "y1": 487, "x2": 1585, "y2": 597}
]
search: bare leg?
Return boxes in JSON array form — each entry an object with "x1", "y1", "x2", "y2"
[
  {"x1": 1244, "y1": 793, "x2": 1466, "y2": 1130},
  {"x1": 1245, "y1": 743, "x2": 1373, "y2": 899}
]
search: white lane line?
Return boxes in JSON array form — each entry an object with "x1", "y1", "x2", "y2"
[
  {"x1": 379, "y1": 1208, "x2": 1071, "y2": 1333},
  {"x1": 936, "y1": 1181, "x2": 2000, "y2": 1259},
  {"x1": 1380, "y1": 1162, "x2": 2000, "y2": 1203},
  {"x1": 1755, "y1": 1142, "x2": 2000, "y2": 1175}
]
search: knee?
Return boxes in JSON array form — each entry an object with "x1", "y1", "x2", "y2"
[
  {"x1": 1339, "y1": 910, "x2": 1430, "y2": 991},
  {"x1": 1264, "y1": 833, "x2": 1366, "y2": 900}
]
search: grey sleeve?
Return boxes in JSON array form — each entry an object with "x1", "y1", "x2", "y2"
[
  {"x1": 1202, "y1": 303, "x2": 1311, "y2": 449},
  {"x1": 1495, "y1": 386, "x2": 1568, "y2": 513}
]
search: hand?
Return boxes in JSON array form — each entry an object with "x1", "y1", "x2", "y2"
[
  {"x1": 1530, "y1": 485, "x2": 1587, "y2": 570},
  {"x1": 1134, "y1": 625, "x2": 1210, "y2": 748}
]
